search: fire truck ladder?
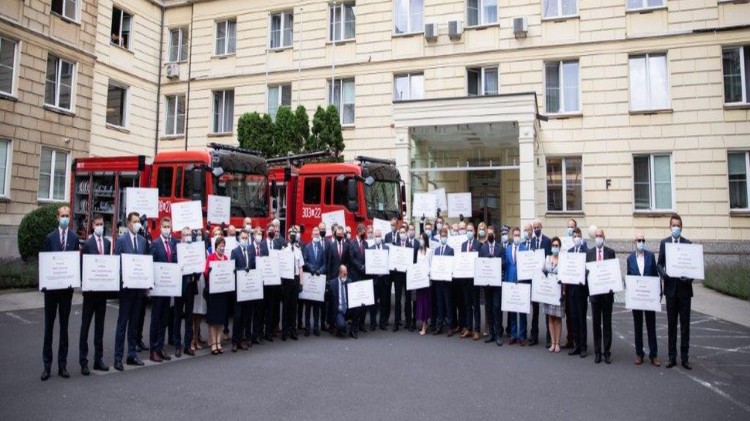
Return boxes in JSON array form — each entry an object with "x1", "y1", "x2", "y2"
[
  {"x1": 208, "y1": 142, "x2": 262, "y2": 156},
  {"x1": 266, "y1": 150, "x2": 336, "y2": 167},
  {"x1": 355, "y1": 156, "x2": 396, "y2": 166}
]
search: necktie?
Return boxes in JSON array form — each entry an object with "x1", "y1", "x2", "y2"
[
  {"x1": 402, "y1": 240, "x2": 405, "y2": 247},
  {"x1": 244, "y1": 248, "x2": 249, "y2": 269},
  {"x1": 440, "y1": 246, "x2": 444, "y2": 255},
  {"x1": 513, "y1": 245, "x2": 517, "y2": 264},
  {"x1": 490, "y1": 244, "x2": 494, "y2": 256},
  {"x1": 359, "y1": 240, "x2": 363, "y2": 254},
  {"x1": 537, "y1": 238, "x2": 541, "y2": 249},
  {"x1": 314, "y1": 244, "x2": 318, "y2": 261},
  {"x1": 165, "y1": 240, "x2": 171, "y2": 261},
  {"x1": 61, "y1": 230, "x2": 66, "y2": 251},
  {"x1": 338, "y1": 241, "x2": 342, "y2": 257},
  {"x1": 132, "y1": 235, "x2": 137, "y2": 252},
  {"x1": 598, "y1": 249, "x2": 603, "y2": 262},
  {"x1": 98, "y1": 237, "x2": 103, "y2": 255},
  {"x1": 468, "y1": 242, "x2": 471, "y2": 252},
  {"x1": 256, "y1": 244, "x2": 260, "y2": 256}
]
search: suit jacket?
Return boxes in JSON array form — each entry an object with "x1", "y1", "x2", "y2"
[
  {"x1": 586, "y1": 245, "x2": 616, "y2": 303},
  {"x1": 533, "y1": 234, "x2": 553, "y2": 257},
  {"x1": 151, "y1": 236, "x2": 178, "y2": 264},
  {"x1": 657, "y1": 236, "x2": 693, "y2": 299},
  {"x1": 326, "y1": 239, "x2": 349, "y2": 280},
  {"x1": 504, "y1": 242, "x2": 529, "y2": 283},
  {"x1": 627, "y1": 250, "x2": 658, "y2": 277},
  {"x1": 433, "y1": 244, "x2": 454, "y2": 257},
  {"x1": 348, "y1": 238, "x2": 369, "y2": 281},
  {"x1": 384, "y1": 231, "x2": 401, "y2": 246},
  {"x1": 303, "y1": 241, "x2": 328, "y2": 274},
  {"x1": 232, "y1": 245, "x2": 256, "y2": 271},
  {"x1": 330, "y1": 276, "x2": 350, "y2": 314},
  {"x1": 43, "y1": 228, "x2": 80, "y2": 252},
  {"x1": 82, "y1": 235, "x2": 111, "y2": 255},
  {"x1": 115, "y1": 231, "x2": 149, "y2": 255}
]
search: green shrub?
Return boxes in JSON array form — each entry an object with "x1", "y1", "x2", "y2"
[
  {"x1": 704, "y1": 262, "x2": 750, "y2": 301},
  {"x1": 0, "y1": 258, "x2": 38, "y2": 289},
  {"x1": 17, "y1": 203, "x2": 64, "y2": 262}
]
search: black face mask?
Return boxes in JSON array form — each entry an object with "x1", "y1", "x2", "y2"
[
  {"x1": 336, "y1": 234, "x2": 344, "y2": 241},
  {"x1": 289, "y1": 234, "x2": 297, "y2": 243},
  {"x1": 268, "y1": 232, "x2": 275, "y2": 239},
  {"x1": 360, "y1": 233, "x2": 366, "y2": 240},
  {"x1": 487, "y1": 234, "x2": 495, "y2": 243},
  {"x1": 320, "y1": 230, "x2": 326, "y2": 238}
]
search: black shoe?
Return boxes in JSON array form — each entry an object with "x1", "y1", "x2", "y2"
[
  {"x1": 408, "y1": 325, "x2": 415, "y2": 332},
  {"x1": 81, "y1": 364, "x2": 90, "y2": 376},
  {"x1": 594, "y1": 354, "x2": 602, "y2": 364},
  {"x1": 41, "y1": 369, "x2": 50, "y2": 381},
  {"x1": 265, "y1": 335, "x2": 274, "y2": 343},
  {"x1": 682, "y1": 361, "x2": 692, "y2": 370},
  {"x1": 304, "y1": 330, "x2": 310, "y2": 337},
  {"x1": 114, "y1": 361, "x2": 124, "y2": 371},
  {"x1": 290, "y1": 333, "x2": 298, "y2": 341},
  {"x1": 175, "y1": 348, "x2": 182, "y2": 358},
  {"x1": 528, "y1": 338, "x2": 538, "y2": 346},
  {"x1": 666, "y1": 360, "x2": 677, "y2": 368},
  {"x1": 484, "y1": 335, "x2": 496, "y2": 343},
  {"x1": 93, "y1": 361, "x2": 109, "y2": 372},
  {"x1": 137, "y1": 341, "x2": 149, "y2": 351},
  {"x1": 568, "y1": 348, "x2": 581, "y2": 356},
  {"x1": 281, "y1": 335, "x2": 287, "y2": 342},
  {"x1": 369, "y1": 325, "x2": 376, "y2": 332},
  {"x1": 391, "y1": 325, "x2": 398, "y2": 332},
  {"x1": 313, "y1": 330, "x2": 321, "y2": 337},
  {"x1": 580, "y1": 350, "x2": 588, "y2": 358},
  {"x1": 496, "y1": 338, "x2": 503, "y2": 347},
  {"x1": 545, "y1": 342, "x2": 552, "y2": 349},
  {"x1": 126, "y1": 357, "x2": 145, "y2": 366},
  {"x1": 349, "y1": 331, "x2": 358, "y2": 339},
  {"x1": 58, "y1": 367, "x2": 70, "y2": 378},
  {"x1": 605, "y1": 355, "x2": 612, "y2": 364},
  {"x1": 251, "y1": 338, "x2": 262, "y2": 345},
  {"x1": 434, "y1": 329, "x2": 443, "y2": 336}
]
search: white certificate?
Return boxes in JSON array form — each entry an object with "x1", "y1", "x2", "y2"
[
  {"x1": 177, "y1": 242, "x2": 206, "y2": 275},
  {"x1": 299, "y1": 273, "x2": 326, "y2": 302},
  {"x1": 372, "y1": 218, "x2": 392, "y2": 238},
  {"x1": 625, "y1": 276, "x2": 662, "y2": 312},
  {"x1": 365, "y1": 249, "x2": 390, "y2": 275},
  {"x1": 407, "y1": 261, "x2": 430, "y2": 290},
  {"x1": 170, "y1": 200, "x2": 204, "y2": 232},
  {"x1": 501, "y1": 282, "x2": 531, "y2": 314},
  {"x1": 453, "y1": 252, "x2": 478, "y2": 279},
  {"x1": 430, "y1": 255, "x2": 454, "y2": 281},
  {"x1": 121, "y1": 254, "x2": 154, "y2": 289},
  {"x1": 665, "y1": 243, "x2": 704, "y2": 280},
  {"x1": 237, "y1": 269, "x2": 264, "y2": 302},
  {"x1": 82, "y1": 255, "x2": 120, "y2": 292},
  {"x1": 208, "y1": 260, "x2": 235, "y2": 293},
  {"x1": 531, "y1": 271, "x2": 562, "y2": 306},
  {"x1": 388, "y1": 246, "x2": 414, "y2": 272},
  {"x1": 474, "y1": 258, "x2": 502, "y2": 287},
  {"x1": 586, "y1": 258, "x2": 623, "y2": 296},
  {"x1": 557, "y1": 252, "x2": 586, "y2": 285},
  {"x1": 348, "y1": 279, "x2": 375, "y2": 307},
  {"x1": 207, "y1": 195, "x2": 231, "y2": 225},
  {"x1": 433, "y1": 188, "x2": 447, "y2": 213},
  {"x1": 152, "y1": 262, "x2": 182, "y2": 297},
  {"x1": 411, "y1": 192, "x2": 436, "y2": 219},
  {"x1": 125, "y1": 187, "x2": 158, "y2": 219},
  {"x1": 39, "y1": 251, "x2": 81, "y2": 291},
  {"x1": 516, "y1": 249, "x2": 546, "y2": 280},
  {"x1": 447, "y1": 192, "x2": 472, "y2": 218},
  {"x1": 257, "y1": 254, "x2": 281, "y2": 286},
  {"x1": 275, "y1": 249, "x2": 295, "y2": 279},
  {"x1": 321, "y1": 210, "x2": 345, "y2": 232}
]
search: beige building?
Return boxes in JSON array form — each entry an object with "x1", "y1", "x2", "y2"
[{"x1": 2, "y1": 0, "x2": 750, "y2": 255}]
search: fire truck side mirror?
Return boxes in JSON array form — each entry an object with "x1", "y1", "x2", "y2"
[
  {"x1": 271, "y1": 180, "x2": 278, "y2": 197},
  {"x1": 191, "y1": 168, "x2": 204, "y2": 201},
  {"x1": 346, "y1": 179, "x2": 358, "y2": 211}
]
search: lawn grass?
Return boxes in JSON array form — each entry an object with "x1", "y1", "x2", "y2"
[
  {"x1": 703, "y1": 262, "x2": 750, "y2": 301},
  {"x1": 0, "y1": 258, "x2": 38, "y2": 290}
]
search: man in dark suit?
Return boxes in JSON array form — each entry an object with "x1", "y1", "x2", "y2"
[
  {"x1": 231, "y1": 230, "x2": 254, "y2": 351},
  {"x1": 174, "y1": 227, "x2": 198, "y2": 357},
  {"x1": 504, "y1": 227, "x2": 529, "y2": 345},
  {"x1": 330, "y1": 265, "x2": 361, "y2": 338},
  {"x1": 458, "y1": 223, "x2": 482, "y2": 340},
  {"x1": 348, "y1": 223, "x2": 368, "y2": 331},
  {"x1": 383, "y1": 218, "x2": 400, "y2": 330},
  {"x1": 41, "y1": 205, "x2": 79, "y2": 381},
  {"x1": 529, "y1": 219, "x2": 552, "y2": 347},
  {"x1": 484, "y1": 225, "x2": 508, "y2": 344},
  {"x1": 392, "y1": 225, "x2": 417, "y2": 332},
  {"x1": 318, "y1": 221, "x2": 331, "y2": 331},
  {"x1": 567, "y1": 227, "x2": 589, "y2": 358},
  {"x1": 433, "y1": 227, "x2": 455, "y2": 336},
  {"x1": 262, "y1": 223, "x2": 283, "y2": 342},
  {"x1": 627, "y1": 232, "x2": 660, "y2": 367},
  {"x1": 586, "y1": 228, "x2": 616, "y2": 365},
  {"x1": 303, "y1": 227, "x2": 328, "y2": 337},
  {"x1": 79, "y1": 214, "x2": 111, "y2": 375},
  {"x1": 149, "y1": 217, "x2": 176, "y2": 362},
  {"x1": 113, "y1": 211, "x2": 150, "y2": 371},
  {"x1": 562, "y1": 219, "x2": 585, "y2": 349},
  {"x1": 657, "y1": 214, "x2": 694, "y2": 370},
  {"x1": 326, "y1": 225, "x2": 349, "y2": 332},
  {"x1": 367, "y1": 230, "x2": 390, "y2": 331}
]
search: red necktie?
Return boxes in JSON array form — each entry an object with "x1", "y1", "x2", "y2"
[
  {"x1": 165, "y1": 240, "x2": 172, "y2": 261},
  {"x1": 598, "y1": 249, "x2": 603, "y2": 262},
  {"x1": 468, "y1": 242, "x2": 471, "y2": 252}
]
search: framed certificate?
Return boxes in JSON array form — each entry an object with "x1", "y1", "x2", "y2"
[
  {"x1": 365, "y1": 249, "x2": 390, "y2": 275},
  {"x1": 125, "y1": 187, "x2": 158, "y2": 219},
  {"x1": 208, "y1": 260, "x2": 235, "y2": 293},
  {"x1": 558, "y1": 252, "x2": 586, "y2": 285},
  {"x1": 516, "y1": 249, "x2": 545, "y2": 280},
  {"x1": 430, "y1": 255, "x2": 454, "y2": 281},
  {"x1": 177, "y1": 242, "x2": 206, "y2": 275},
  {"x1": 299, "y1": 273, "x2": 326, "y2": 302},
  {"x1": 152, "y1": 262, "x2": 182, "y2": 297},
  {"x1": 447, "y1": 192, "x2": 472, "y2": 218},
  {"x1": 625, "y1": 276, "x2": 662, "y2": 312},
  {"x1": 121, "y1": 254, "x2": 154, "y2": 289},
  {"x1": 406, "y1": 261, "x2": 430, "y2": 291},
  {"x1": 348, "y1": 279, "x2": 375, "y2": 307},
  {"x1": 257, "y1": 254, "x2": 280, "y2": 286},
  {"x1": 665, "y1": 243, "x2": 704, "y2": 280},
  {"x1": 388, "y1": 246, "x2": 414, "y2": 272},
  {"x1": 474, "y1": 258, "x2": 502, "y2": 287},
  {"x1": 452, "y1": 252, "x2": 478, "y2": 279},
  {"x1": 586, "y1": 258, "x2": 623, "y2": 296},
  {"x1": 531, "y1": 271, "x2": 562, "y2": 306},
  {"x1": 170, "y1": 200, "x2": 203, "y2": 232},
  {"x1": 82, "y1": 254, "x2": 120, "y2": 292},
  {"x1": 207, "y1": 195, "x2": 231, "y2": 225},
  {"x1": 275, "y1": 250, "x2": 295, "y2": 280},
  {"x1": 237, "y1": 269, "x2": 264, "y2": 302},
  {"x1": 39, "y1": 251, "x2": 81, "y2": 291},
  {"x1": 501, "y1": 282, "x2": 531, "y2": 314}
]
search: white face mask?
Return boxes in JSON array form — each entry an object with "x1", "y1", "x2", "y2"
[
  {"x1": 374, "y1": 237, "x2": 382, "y2": 245},
  {"x1": 573, "y1": 237, "x2": 582, "y2": 247},
  {"x1": 245, "y1": 224, "x2": 252, "y2": 232},
  {"x1": 94, "y1": 226, "x2": 104, "y2": 237},
  {"x1": 255, "y1": 235, "x2": 263, "y2": 244},
  {"x1": 132, "y1": 222, "x2": 142, "y2": 233},
  {"x1": 595, "y1": 237, "x2": 604, "y2": 248},
  {"x1": 161, "y1": 228, "x2": 171, "y2": 238}
]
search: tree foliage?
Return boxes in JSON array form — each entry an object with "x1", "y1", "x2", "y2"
[
  {"x1": 18, "y1": 204, "x2": 63, "y2": 262},
  {"x1": 238, "y1": 112, "x2": 275, "y2": 157}
]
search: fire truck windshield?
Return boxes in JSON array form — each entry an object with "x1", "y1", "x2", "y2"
[
  {"x1": 365, "y1": 180, "x2": 401, "y2": 220},
  {"x1": 214, "y1": 172, "x2": 268, "y2": 218}
]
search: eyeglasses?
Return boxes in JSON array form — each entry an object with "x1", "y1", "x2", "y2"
[{"x1": 636, "y1": 239, "x2": 645, "y2": 243}]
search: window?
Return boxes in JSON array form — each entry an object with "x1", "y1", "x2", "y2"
[
  {"x1": 111, "y1": 7, "x2": 133, "y2": 49},
  {"x1": 546, "y1": 157, "x2": 582, "y2": 212},
  {"x1": 626, "y1": 0, "x2": 665, "y2": 11},
  {"x1": 44, "y1": 55, "x2": 75, "y2": 111},
  {"x1": 0, "y1": 36, "x2": 18, "y2": 96},
  {"x1": 729, "y1": 152, "x2": 749, "y2": 209},
  {"x1": 633, "y1": 154, "x2": 672, "y2": 211},
  {"x1": 723, "y1": 46, "x2": 750, "y2": 104},
  {"x1": 543, "y1": 0, "x2": 577, "y2": 19},
  {"x1": 106, "y1": 82, "x2": 127, "y2": 127},
  {"x1": 38, "y1": 147, "x2": 70, "y2": 201},
  {"x1": 268, "y1": 84, "x2": 291, "y2": 119},
  {"x1": 0, "y1": 139, "x2": 10, "y2": 198},
  {"x1": 467, "y1": 67, "x2": 498, "y2": 96},
  {"x1": 333, "y1": 176, "x2": 349, "y2": 206},
  {"x1": 51, "y1": 0, "x2": 78, "y2": 21},
  {"x1": 545, "y1": 60, "x2": 579, "y2": 114},
  {"x1": 270, "y1": 11, "x2": 294, "y2": 49},
  {"x1": 212, "y1": 89, "x2": 234, "y2": 133},
  {"x1": 165, "y1": 94, "x2": 186, "y2": 136},
  {"x1": 215, "y1": 19, "x2": 237, "y2": 56},
  {"x1": 629, "y1": 53, "x2": 669, "y2": 111},
  {"x1": 467, "y1": 0, "x2": 497, "y2": 27},
  {"x1": 329, "y1": 2, "x2": 356, "y2": 42},
  {"x1": 328, "y1": 78, "x2": 355, "y2": 125},
  {"x1": 303, "y1": 178, "x2": 322, "y2": 204},
  {"x1": 393, "y1": 73, "x2": 424, "y2": 101},
  {"x1": 168, "y1": 27, "x2": 188, "y2": 63},
  {"x1": 395, "y1": 0, "x2": 424, "y2": 34},
  {"x1": 156, "y1": 167, "x2": 173, "y2": 197}
]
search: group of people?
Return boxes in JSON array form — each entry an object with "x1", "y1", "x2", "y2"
[{"x1": 40, "y1": 206, "x2": 696, "y2": 381}]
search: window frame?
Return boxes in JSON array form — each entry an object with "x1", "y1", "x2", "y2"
[
  {"x1": 212, "y1": 89, "x2": 235, "y2": 134},
  {"x1": 628, "y1": 52, "x2": 671, "y2": 112},
  {"x1": 105, "y1": 81, "x2": 129, "y2": 128},
  {"x1": 626, "y1": 0, "x2": 666, "y2": 12},
  {"x1": 329, "y1": 2, "x2": 356, "y2": 42},
  {"x1": 393, "y1": 73, "x2": 424, "y2": 101},
  {"x1": 269, "y1": 11, "x2": 294, "y2": 50},
  {"x1": 466, "y1": 0, "x2": 498, "y2": 28},
  {"x1": 467, "y1": 66, "x2": 499, "y2": 96},
  {"x1": 267, "y1": 84, "x2": 292, "y2": 119},
  {"x1": 215, "y1": 19, "x2": 237, "y2": 56},
  {"x1": 728, "y1": 151, "x2": 750, "y2": 211},
  {"x1": 164, "y1": 94, "x2": 186, "y2": 136},
  {"x1": 541, "y1": 0, "x2": 578, "y2": 20},
  {"x1": 722, "y1": 45, "x2": 749, "y2": 105},
  {"x1": 545, "y1": 156, "x2": 583, "y2": 213},
  {"x1": 394, "y1": 0, "x2": 424, "y2": 35},
  {"x1": 0, "y1": 138, "x2": 11, "y2": 199},
  {"x1": 633, "y1": 153, "x2": 674, "y2": 212},
  {"x1": 51, "y1": 0, "x2": 79, "y2": 23},
  {"x1": 0, "y1": 35, "x2": 19, "y2": 98},
  {"x1": 328, "y1": 78, "x2": 356, "y2": 126},
  {"x1": 168, "y1": 27, "x2": 189, "y2": 63},
  {"x1": 44, "y1": 54, "x2": 76, "y2": 112},
  {"x1": 544, "y1": 59, "x2": 580, "y2": 115},
  {"x1": 37, "y1": 146, "x2": 71, "y2": 202},
  {"x1": 110, "y1": 7, "x2": 133, "y2": 50}
]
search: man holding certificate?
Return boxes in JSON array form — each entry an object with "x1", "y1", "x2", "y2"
[
  {"x1": 368, "y1": 230, "x2": 390, "y2": 331},
  {"x1": 40, "y1": 206, "x2": 79, "y2": 381},
  {"x1": 504, "y1": 227, "x2": 529, "y2": 345},
  {"x1": 280, "y1": 227, "x2": 304, "y2": 341},
  {"x1": 657, "y1": 214, "x2": 694, "y2": 370},
  {"x1": 586, "y1": 228, "x2": 616, "y2": 365},
  {"x1": 433, "y1": 228, "x2": 455, "y2": 336},
  {"x1": 566, "y1": 228, "x2": 589, "y2": 358},
  {"x1": 149, "y1": 217, "x2": 177, "y2": 363},
  {"x1": 480, "y1": 226, "x2": 505, "y2": 346},
  {"x1": 627, "y1": 233, "x2": 660, "y2": 367},
  {"x1": 231, "y1": 230, "x2": 255, "y2": 351},
  {"x1": 79, "y1": 214, "x2": 111, "y2": 375},
  {"x1": 174, "y1": 227, "x2": 198, "y2": 357},
  {"x1": 302, "y1": 227, "x2": 328, "y2": 337},
  {"x1": 458, "y1": 223, "x2": 481, "y2": 340}
]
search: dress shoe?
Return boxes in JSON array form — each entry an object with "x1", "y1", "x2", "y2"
[
  {"x1": 433, "y1": 329, "x2": 443, "y2": 336},
  {"x1": 58, "y1": 367, "x2": 70, "y2": 378},
  {"x1": 369, "y1": 325, "x2": 376, "y2": 332},
  {"x1": 682, "y1": 361, "x2": 692, "y2": 370},
  {"x1": 183, "y1": 348, "x2": 195, "y2": 356},
  {"x1": 507, "y1": 339, "x2": 517, "y2": 345},
  {"x1": 175, "y1": 348, "x2": 182, "y2": 358},
  {"x1": 580, "y1": 350, "x2": 588, "y2": 358},
  {"x1": 126, "y1": 357, "x2": 145, "y2": 366},
  {"x1": 447, "y1": 330, "x2": 455, "y2": 338},
  {"x1": 605, "y1": 355, "x2": 612, "y2": 364},
  {"x1": 149, "y1": 351, "x2": 163, "y2": 362},
  {"x1": 251, "y1": 338, "x2": 262, "y2": 345},
  {"x1": 241, "y1": 342, "x2": 250, "y2": 350},
  {"x1": 568, "y1": 348, "x2": 581, "y2": 356},
  {"x1": 281, "y1": 335, "x2": 287, "y2": 342},
  {"x1": 594, "y1": 354, "x2": 602, "y2": 364},
  {"x1": 473, "y1": 332, "x2": 481, "y2": 341},
  {"x1": 519, "y1": 339, "x2": 527, "y2": 346},
  {"x1": 527, "y1": 338, "x2": 538, "y2": 346},
  {"x1": 304, "y1": 331, "x2": 310, "y2": 337},
  {"x1": 380, "y1": 325, "x2": 388, "y2": 331},
  {"x1": 635, "y1": 356, "x2": 644, "y2": 365},
  {"x1": 496, "y1": 338, "x2": 503, "y2": 347},
  {"x1": 666, "y1": 360, "x2": 677, "y2": 368},
  {"x1": 81, "y1": 364, "x2": 91, "y2": 376},
  {"x1": 290, "y1": 333, "x2": 298, "y2": 341},
  {"x1": 392, "y1": 325, "x2": 399, "y2": 332},
  {"x1": 349, "y1": 331, "x2": 358, "y2": 339},
  {"x1": 313, "y1": 330, "x2": 321, "y2": 337},
  {"x1": 114, "y1": 361, "x2": 124, "y2": 371},
  {"x1": 265, "y1": 335, "x2": 274, "y2": 343},
  {"x1": 159, "y1": 351, "x2": 172, "y2": 361},
  {"x1": 137, "y1": 340, "x2": 149, "y2": 351},
  {"x1": 484, "y1": 336, "x2": 496, "y2": 344},
  {"x1": 408, "y1": 325, "x2": 415, "y2": 333},
  {"x1": 93, "y1": 361, "x2": 109, "y2": 371},
  {"x1": 650, "y1": 357, "x2": 661, "y2": 367},
  {"x1": 460, "y1": 330, "x2": 472, "y2": 339},
  {"x1": 41, "y1": 369, "x2": 51, "y2": 381}
]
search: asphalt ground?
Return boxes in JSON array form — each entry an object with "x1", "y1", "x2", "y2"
[{"x1": 0, "y1": 301, "x2": 748, "y2": 421}]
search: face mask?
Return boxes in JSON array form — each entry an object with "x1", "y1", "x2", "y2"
[
  {"x1": 132, "y1": 222, "x2": 142, "y2": 233},
  {"x1": 59, "y1": 217, "x2": 69, "y2": 229},
  {"x1": 522, "y1": 231, "x2": 529, "y2": 241},
  {"x1": 245, "y1": 224, "x2": 252, "y2": 232},
  {"x1": 534, "y1": 229, "x2": 541, "y2": 238},
  {"x1": 551, "y1": 247, "x2": 560, "y2": 256},
  {"x1": 313, "y1": 236, "x2": 321, "y2": 244},
  {"x1": 336, "y1": 234, "x2": 344, "y2": 241},
  {"x1": 391, "y1": 226, "x2": 397, "y2": 233},
  {"x1": 240, "y1": 239, "x2": 249, "y2": 248},
  {"x1": 408, "y1": 230, "x2": 415, "y2": 239},
  {"x1": 367, "y1": 234, "x2": 374, "y2": 241},
  {"x1": 374, "y1": 237, "x2": 382, "y2": 245},
  {"x1": 94, "y1": 226, "x2": 104, "y2": 237},
  {"x1": 255, "y1": 235, "x2": 263, "y2": 243},
  {"x1": 478, "y1": 229, "x2": 486, "y2": 238},
  {"x1": 636, "y1": 242, "x2": 645, "y2": 251},
  {"x1": 184, "y1": 236, "x2": 193, "y2": 243},
  {"x1": 567, "y1": 228, "x2": 574, "y2": 237},
  {"x1": 436, "y1": 223, "x2": 443, "y2": 231},
  {"x1": 268, "y1": 232, "x2": 276, "y2": 239},
  {"x1": 399, "y1": 232, "x2": 406, "y2": 240},
  {"x1": 487, "y1": 234, "x2": 495, "y2": 243},
  {"x1": 501, "y1": 234, "x2": 508, "y2": 244},
  {"x1": 217, "y1": 247, "x2": 225, "y2": 254},
  {"x1": 289, "y1": 234, "x2": 297, "y2": 243},
  {"x1": 671, "y1": 226, "x2": 681, "y2": 238},
  {"x1": 595, "y1": 237, "x2": 604, "y2": 248},
  {"x1": 573, "y1": 237, "x2": 582, "y2": 247},
  {"x1": 440, "y1": 237, "x2": 447, "y2": 245},
  {"x1": 466, "y1": 231, "x2": 474, "y2": 240},
  {"x1": 161, "y1": 228, "x2": 171, "y2": 238},
  {"x1": 320, "y1": 230, "x2": 326, "y2": 238},
  {"x1": 513, "y1": 236, "x2": 521, "y2": 245}
]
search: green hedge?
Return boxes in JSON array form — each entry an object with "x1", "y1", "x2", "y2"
[
  {"x1": 704, "y1": 262, "x2": 750, "y2": 301},
  {"x1": 0, "y1": 258, "x2": 38, "y2": 290},
  {"x1": 17, "y1": 203, "x2": 64, "y2": 262}
]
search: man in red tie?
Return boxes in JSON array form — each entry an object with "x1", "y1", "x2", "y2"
[
  {"x1": 149, "y1": 217, "x2": 177, "y2": 362},
  {"x1": 586, "y1": 228, "x2": 616, "y2": 365}
]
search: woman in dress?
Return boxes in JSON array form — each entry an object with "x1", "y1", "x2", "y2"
[
  {"x1": 543, "y1": 236, "x2": 565, "y2": 353},
  {"x1": 415, "y1": 232, "x2": 433, "y2": 336},
  {"x1": 204, "y1": 237, "x2": 229, "y2": 355}
]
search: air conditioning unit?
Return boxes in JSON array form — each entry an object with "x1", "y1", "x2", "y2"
[
  {"x1": 165, "y1": 63, "x2": 180, "y2": 79},
  {"x1": 448, "y1": 20, "x2": 462, "y2": 40},
  {"x1": 513, "y1": 17, "x2": 528, "y2": 39},
  {"x1": 424, "y1": 23, "x2": 438, "y2": 41}
]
